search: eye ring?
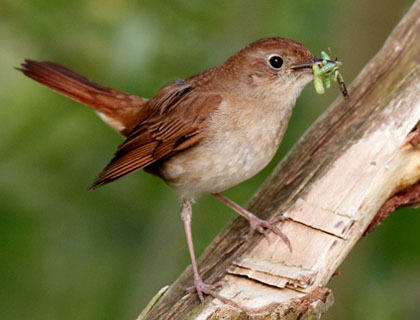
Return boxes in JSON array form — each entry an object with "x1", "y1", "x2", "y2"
[{"x1": 268, "y1": 55, "x2": 283, "y2": 69}]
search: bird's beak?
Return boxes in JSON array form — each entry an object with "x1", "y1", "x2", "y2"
[{"x1": 289, "y1": 56, "x2": 325, "y2": 70}]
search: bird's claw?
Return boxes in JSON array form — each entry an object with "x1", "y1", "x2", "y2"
[
  {"x1": 187, "y1": 278, "x2": 223, "y2": 303},
  {"x1": 245, "y1": 214, "x2": 292, "y2": 252}
]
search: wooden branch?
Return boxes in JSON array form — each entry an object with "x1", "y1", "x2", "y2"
[{"x1": 143, "y1": 1, "x2": 420, "y2": 319}]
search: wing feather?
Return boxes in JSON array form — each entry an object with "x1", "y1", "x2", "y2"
[{"x1": 90, "y1": 82, "x2": 222, "y2": 188}]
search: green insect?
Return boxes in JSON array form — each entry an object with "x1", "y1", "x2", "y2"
[
  {"x1": 312, "y1": 64, "x2": 325, "y2": 94},
  {"x1": 313, "y1": 50, "x2": 348, "y2": 98}
]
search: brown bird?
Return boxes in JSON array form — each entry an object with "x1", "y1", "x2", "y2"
[{"x1": 18, "y1": 37, "x2": 320, "y2": 302}]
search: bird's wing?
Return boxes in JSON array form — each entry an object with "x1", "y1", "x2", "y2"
[{"x1": 91, "y1": 81, "x2": 222, "y2": 188}]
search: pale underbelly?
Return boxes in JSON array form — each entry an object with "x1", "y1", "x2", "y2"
[{"x1": 158, "y1": 137, "x2": 279, "y2": 199}]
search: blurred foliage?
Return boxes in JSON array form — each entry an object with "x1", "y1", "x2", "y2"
[{"x1": 0, "y1": 0, "x2": 419, "y2": 319}]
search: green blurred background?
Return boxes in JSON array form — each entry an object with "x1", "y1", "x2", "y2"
[{"x1": 1, "y1": 0, "x2": 419, "y2": 319}]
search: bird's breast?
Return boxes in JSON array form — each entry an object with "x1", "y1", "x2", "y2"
[{"x1": 158, "y1": 98, "x2": 293, "y2": 199}]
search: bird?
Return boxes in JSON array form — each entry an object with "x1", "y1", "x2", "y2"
[{"x1": 17, "y1": 37, "x2": 320, "y2": 303}]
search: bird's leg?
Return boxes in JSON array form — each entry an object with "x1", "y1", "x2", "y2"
[
  {"x1": 181, "y1": 199, "x2": 223, "y2": 302},
  {"x1": 212, "y1": 192, "x2": 292, "y2": 251},
  {"x1": 180, "y1": 197, "x2": 291, "y2": 309}
]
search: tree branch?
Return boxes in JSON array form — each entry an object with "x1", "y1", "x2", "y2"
[{"x1": 143, "y1": 1, "x2": 420, "y2": 318}]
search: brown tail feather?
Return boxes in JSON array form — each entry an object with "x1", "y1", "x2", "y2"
[{"x1": 17, "y1": 59, "x2": 149, "y2": 136}]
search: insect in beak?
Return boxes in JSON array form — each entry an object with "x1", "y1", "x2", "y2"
[{"x1": 292, "y1": 51, "x2": 348, "y2": 98}]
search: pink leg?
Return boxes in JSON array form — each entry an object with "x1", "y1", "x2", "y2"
[
  {"x1": 181, "y1": 200, "x2": 224, "y2": 302},
  {"x1": 212, "y1": 193, "x2": 291, "y2": 252},
  {"x1": 181, "y1": 199, "x2": 289, "y2": 309}
]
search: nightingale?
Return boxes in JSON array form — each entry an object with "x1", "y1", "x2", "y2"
[{"x1": 18, "y1": 37, "x2": 322, "y2": 303}]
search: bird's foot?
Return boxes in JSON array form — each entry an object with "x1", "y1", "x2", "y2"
[
  {"x1": 187, "y1": 276, "x2": 224, "y2": 303},
  {"x1": 187, "y1": 276, "x2": 256, "y2": 312},
  {"x1": 212, "y1": 193, "x2": 292, "y2": 252},
  {"x1": 245, "y1": 214, "x2": 292, "y2": 251}
]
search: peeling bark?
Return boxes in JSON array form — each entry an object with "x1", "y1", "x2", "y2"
[{"x1": 365, "y1": 180, "x2": 420, "y2": 235}]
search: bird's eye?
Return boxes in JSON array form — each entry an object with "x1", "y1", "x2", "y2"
[{"x1": 268, "y1": 55, "x2": 283, "y2": 69}]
